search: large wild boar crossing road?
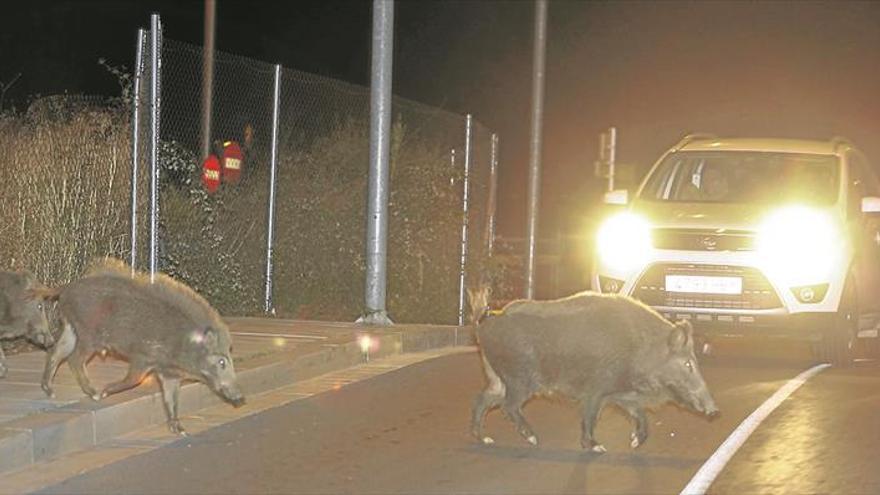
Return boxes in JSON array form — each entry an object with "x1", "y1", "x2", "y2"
[{"x1": 34, "y1": 340, "x2": 880, "y2": 495}]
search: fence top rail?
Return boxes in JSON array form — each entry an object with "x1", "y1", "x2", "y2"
[{"x1": 160, "y1": 37, "x2": 490, "y2": 132}]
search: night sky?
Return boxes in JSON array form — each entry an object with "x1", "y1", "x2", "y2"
[{"x1": 3, "y1": 1, "x2": 880, "y2": 238}]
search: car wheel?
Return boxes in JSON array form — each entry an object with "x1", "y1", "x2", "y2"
[{"x1": 812, "y1": 278, "x2": 856, "y2": 367}]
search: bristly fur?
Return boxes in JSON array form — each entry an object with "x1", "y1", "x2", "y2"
[{"x1": 83, "y1": 257, "x2": 226, "y2": 330}]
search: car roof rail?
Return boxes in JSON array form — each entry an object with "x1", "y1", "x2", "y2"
[
  {"x1": 830, "y1": 136, "x2": 853, "y2": 152},
  {"x1": 673, "y1": 133, "x2": 718, "y2": 151}
]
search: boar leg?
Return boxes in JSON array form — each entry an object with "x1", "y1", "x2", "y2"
[
  {"x1": 471, "y1": 389, "x2": 504, "y2": 444},
  {"x1": 0, "y1": 344, "x2": 7, "y2": 378},
  {"x1": 501, "y1": 387, "x2": 538, "y2": 446},
  {"x1": 580, "y1": 395, "x2": 606, "y2": 453},
  {"x1": 101, "y1": 360, "x2": 151, "y2": 398},
  {"x1": 66, "y1": 347, "x2": 100, "y2": 401},
  {"x1": 608, "y1": 393, "x2": 648, "y2": 449},
  {"x1": 156, "y1": 374, "x2": 185, "y2": 436},
  {"x1": 42, "y1": 321, "x2": 77, "y2": 397},
  {"x1": 471, "y1": 355, "x2": 506, "y2": 444}
]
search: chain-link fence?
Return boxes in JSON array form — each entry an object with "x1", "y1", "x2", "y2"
[{"x1": 132, "y1": 28, "x2": 499, "y2": 324}]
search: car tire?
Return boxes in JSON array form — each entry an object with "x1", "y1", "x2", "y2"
[{"x1": 812, "y1": 277, "x2": 856, "y2": 367}]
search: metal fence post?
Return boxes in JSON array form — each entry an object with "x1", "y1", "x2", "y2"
[
  {"x1": 359, "y1": 0, "x2": 395, "y2": 326},
  {"x1": 486, "y1": 133, "x2": 499, "y2": 257},
  {"x1": 457, "y1": 114, "x2": 473, "y2": 327},
  {"x1": 149, "y1": 13, "x2": 163, "y2": 282},
  {"x1": 130, "y1": 28, "x2": 145, "y2": 275},
  {"x1": 264, "y1": 64, "x2": 282, "y2": 314}
]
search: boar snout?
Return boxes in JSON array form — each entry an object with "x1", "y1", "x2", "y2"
[
  {"x1": 705, "y1": 403, "x2": 720, "y2": 420},
  {"x1": 699, "y1": 396, "x2": 720, "y2": 419},
  {"x1": 219, "y1": 386, "x2": 245, "y2": 407}
]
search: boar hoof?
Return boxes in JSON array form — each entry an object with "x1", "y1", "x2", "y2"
[
  {"x1": 591, "y1": 444, "x2": 607, "y2": 454},
  {"x1": 0, "y1": 363, "x2": 7, "y2": 379},
  {"x1": 168, "y1": 421, "x2": 187, "y2": 436},
  {"x1": 481, "y1": 436, "x2": 495, "y2": 445},
  {"x1": 526, "y1": 435, "x2": 538, "y2": 446},
  {"x1": 630, "y1": 432, "x2": 641, "y2": 449},
  {"x1": 42, "y1": 384, "x2": 55, "y2": 398}
]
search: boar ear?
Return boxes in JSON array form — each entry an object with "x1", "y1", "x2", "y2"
[
  {"x1": 190, "y1": 326, "x2": 219, "y2": 346},
  {"x1": 25, "y1": 287, "x2": 60, "y2": 302},
  {"x1": 668, "y1": 320, "x2": 693, "y2": 352},
  {"x1": 675, "y1": 319, "x2": 694, "y2": 336}
]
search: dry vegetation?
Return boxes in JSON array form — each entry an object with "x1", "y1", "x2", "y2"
[{"x1": 0, "y1": 97, "x2": 132, "y2": 285}]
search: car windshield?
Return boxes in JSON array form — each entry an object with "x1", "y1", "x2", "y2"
[{"x1": 639, "y1": 151, "x2": 840, "y2": 205}]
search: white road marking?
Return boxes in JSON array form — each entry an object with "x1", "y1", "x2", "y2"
[{"x1": 680, "y1": 363, "x2": 831, "y2": 495}]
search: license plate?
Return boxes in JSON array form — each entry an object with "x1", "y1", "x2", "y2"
[{"x1": 665, "y1": 275, "x2": 742, "y2": 295}]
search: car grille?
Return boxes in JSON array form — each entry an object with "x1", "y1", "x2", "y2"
[
  {"x1": 632, "y1": 264, "x2": 782, "y2": 310},
  {"x1": 652, "y1": 228, "x2": 755, "y2": 251}
]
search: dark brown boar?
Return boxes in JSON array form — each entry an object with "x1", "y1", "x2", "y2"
[
  {"x1": 0, "y1": 270, "x2": 55, "y2": 377},
  {"x1": 41, "y1": 258, "x2": 244, "y2": 435},
  {"x1": 471, "y1": 291, "x2": 718, "y2": 452}
]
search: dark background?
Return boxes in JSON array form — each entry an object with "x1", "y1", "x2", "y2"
[{"x1": 3, "y1": 0, "x2": 880, "y2": 241}]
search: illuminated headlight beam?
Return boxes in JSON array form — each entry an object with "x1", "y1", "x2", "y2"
[
  {"x1": 596, "y1": 212, "x2": 652, "y2": 273},
  {"x1": 755, "y1": 205, "x2": 845, "y2": 287}
]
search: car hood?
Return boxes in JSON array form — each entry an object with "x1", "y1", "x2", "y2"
[{"x1": 630, "y1": 200, "x2": 769, "y2": 231}]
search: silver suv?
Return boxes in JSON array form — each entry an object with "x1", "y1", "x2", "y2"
[{"x1": 592, "y1": 134, "x2": 880, "y2": 365}]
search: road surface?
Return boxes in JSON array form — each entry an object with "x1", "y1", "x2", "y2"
[{"x1": 37, "y1": 342, "x2": 880, "y2": 494}]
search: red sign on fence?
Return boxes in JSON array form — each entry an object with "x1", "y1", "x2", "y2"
[
  {"x1": 222, "y1": 141, "x2": 244, "y2": 184},
  {"x1": 202, "y1": 154, "x2": 221, "y2": 193}
]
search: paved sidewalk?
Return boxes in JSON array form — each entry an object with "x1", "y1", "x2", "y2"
[{"x1": 0, "y1": 318, "x2": 473, "y2": 476}]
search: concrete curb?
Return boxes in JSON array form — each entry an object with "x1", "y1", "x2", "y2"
[{"x1": 0, "y1": 323, "x2": 474, "y2": 476}]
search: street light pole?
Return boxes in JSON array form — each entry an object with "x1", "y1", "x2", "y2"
[
  {"x1": 525, "y1": 0, "x2": 548, "y2": 300},
  {"x1": 359, "y1": 0, "x2": 395, "y2": 326}
]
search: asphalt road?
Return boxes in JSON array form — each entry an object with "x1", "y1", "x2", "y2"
[{"x1": 37, "y1": 342, "x2": 880, "y2": 495}]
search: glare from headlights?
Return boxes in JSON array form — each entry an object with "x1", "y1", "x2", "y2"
[
  {"x1": 596, "y1": 212, "x2": 652, "y2": 273},
  {"x1": 755, "y1": 205, "x2": 845, "y2": 287}
]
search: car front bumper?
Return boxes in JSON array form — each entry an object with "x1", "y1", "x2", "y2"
[
  {"x1": 592, "y1": 248, "x2": 851, "y2": 342},
  {"x1": 650, "y1": 306, "x2": 833, "y2": 342}
]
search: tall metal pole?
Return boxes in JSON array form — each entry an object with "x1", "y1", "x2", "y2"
[
  {"x1": 607, "y1": 126, "x2": 617, "y2": 192},
  {"x1": 457, "y1": 115, "x2": 473, "y2": 327},
  {"x1": 486, "y1": 133, "x2": 499, "y2": 257},
  {"x1": 149, "y1": 13, "x2": 162, "y2": 282},
  {"x1": 525, "y1": 0, "x2": 547, "y2": 300},
  {"x1": 359, "y1": 0, "x2": 394, "y2": 325},
  {"x1": 264, "y1": 64, "x2": 282, "y2": 314},
  {"x1": 130, "y1": 28, "x2": 145, "y2": 275},
  {"x1": 201, "y1": 0, "x2": 216, "y2": 159}
]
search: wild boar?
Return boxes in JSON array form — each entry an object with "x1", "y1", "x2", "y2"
[
  {"x1": 0, "y1": 270, "x2": 55, "y2": 377},
  {"x1": 40, "y1": 258, "x2": 245, "y2": 435},
  {"x1": 471, "y1": 291, "x2": 718, "y2": 452}
]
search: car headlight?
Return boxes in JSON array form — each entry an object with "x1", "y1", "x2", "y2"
[
  {"x1": 755, "y1": 205, "x2": 846, "y2": 287},
  {"x1": 596, "y1": 212, "x2": 652, "y2": 273}
]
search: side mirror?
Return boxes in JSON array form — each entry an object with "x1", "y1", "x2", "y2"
[
  {"x1": 603, "y1": 189, "x2": 628, "y2": 206},
  {"x1": 861, "y1": 196, "x2": 880, "y2": 214}
]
